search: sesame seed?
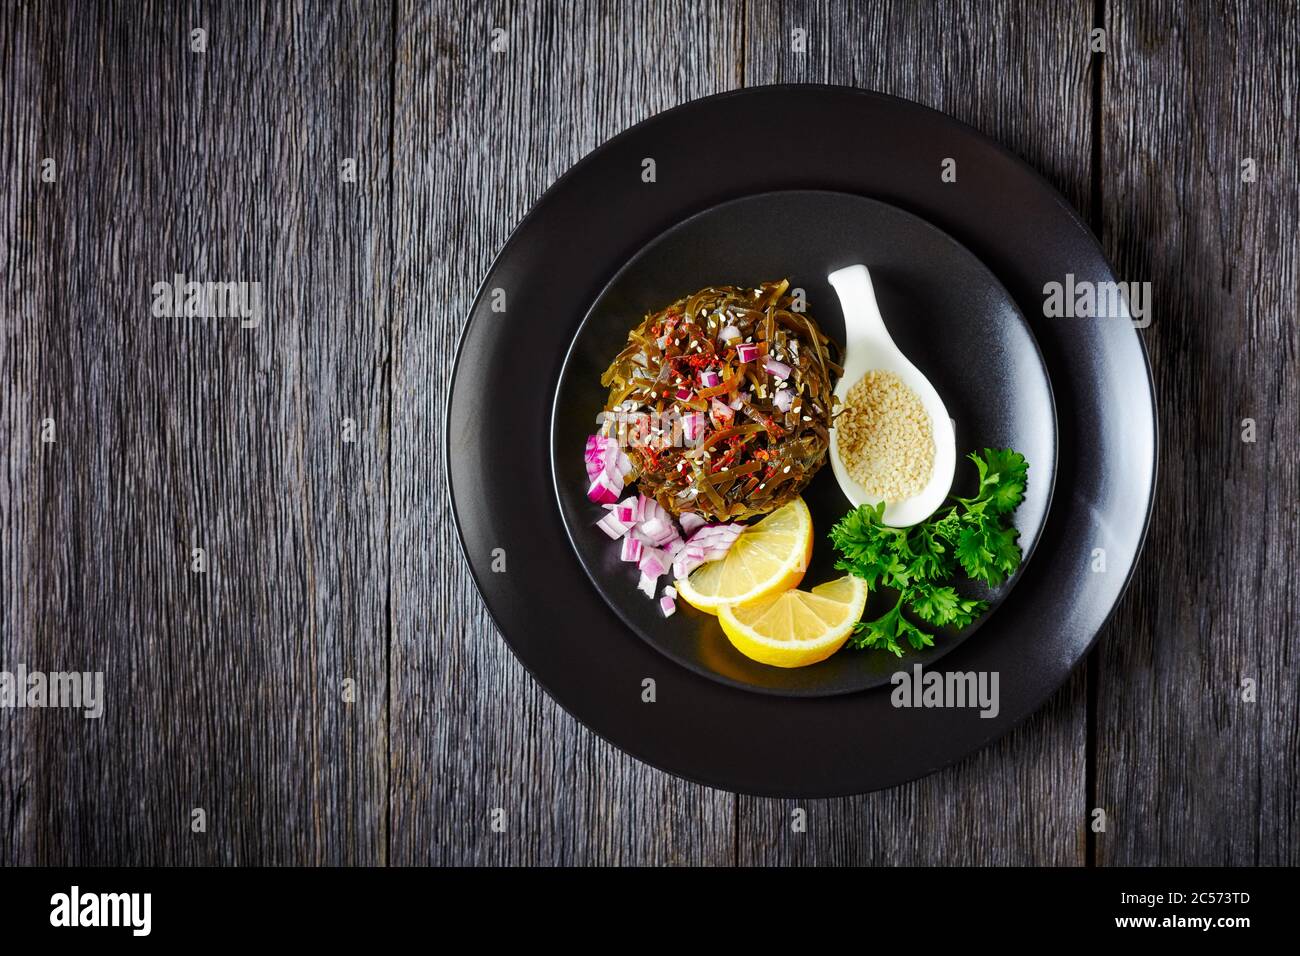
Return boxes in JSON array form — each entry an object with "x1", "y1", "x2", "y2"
[{"x1": 835, "y1": 369, "x2": 935, "y2": 500}]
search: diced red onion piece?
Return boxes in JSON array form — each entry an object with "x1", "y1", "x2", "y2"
[
  {"x1": 659, "y1": 595, "x2": 676, "y2": 617},
  {"x1": 735, "y1": 343, "x2": 760, "y2": 363},
  {"x1": 587, "y1": 471, "x2": 622, "y2": 504},
  {"x1": 663, "y1": 585, "x2": 677, "y2": 600},
  {"x1": 620, "y1": 535, "x2": 643, "y2": 563},
  {"x1": 637, "y1": 572, "x2": 657, "y2": 598},
  {"x1": 679, "y1": 512, "x2": 706, "y2": 536},
  {"x1": 719, "y1": 325, "x2": 742, "y2": 343},
  {"x1": 699, "y1": 369, "x2": 720, "y2": 388},
  {"x1": 638, "y1": 548, "x2": 667, "y2": 579},
  {"x1": 763, "y1": 356, "x2": 792, "y2": 379},
  {"x1": 595, "y1": 511, "x2": 631, "y2": 539},
  {"x1": 774, "y1": 388, "x2": 794, "y2": 412},
  {"x1": 682, "y1": 411, "x2": 704, "y2": 441},
  {"x1": 675, "y1": 386, "x2": 692, "y2": 400}
]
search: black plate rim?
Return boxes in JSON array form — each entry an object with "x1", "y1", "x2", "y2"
[
  {"x1": 548, "y1": 187, "x2": 1062, "y2": 697},
  {"x1": 443, "y1": 84, "x2": 1159, "y2": 797}
]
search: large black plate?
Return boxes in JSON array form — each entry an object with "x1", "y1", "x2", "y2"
[
  {"x1": 446, "y1": 86, "x2": 1156, "y2": 796},
  {"x1": 551, "y1": 191, "x2": 1057, "y2": 696}
]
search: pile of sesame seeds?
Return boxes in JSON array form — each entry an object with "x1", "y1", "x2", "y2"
[{"x1": 835, "y1": 369, "x2": 935, "y2": 501}]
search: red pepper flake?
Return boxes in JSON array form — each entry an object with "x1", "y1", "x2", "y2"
[{"x1": 710, "y1": 449, "x2": 738, "y2": 474}]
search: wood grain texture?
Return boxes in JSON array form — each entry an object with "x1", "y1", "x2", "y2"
[
  {"x1": 386, "y1": 0, "x2": 743, "y2": 865},
  {"x1": 2, "y1": 0, "x2": 1296, "y2": 867},
  {"x1": 1, "y1": 0, "x2": 392, "y2": 864},
  {"x1": 1097, "y1": 0, "x2": 1299, "y2": 865},
  {"x1": 736, "y1": 0, "x2": 1094, "y2": 866}
]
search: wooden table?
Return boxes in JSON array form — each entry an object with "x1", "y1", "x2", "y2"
[{"x1": 1, "y1": 0, "x2": 1295, "y2": 866}]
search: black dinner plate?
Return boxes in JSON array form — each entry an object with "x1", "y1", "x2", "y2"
[
  {"x1": 446, "y1": 86, "x2": 1156, "y2": 796},
  {"x1": 551, "y1": 190, "x2": 1057, "y2": 696}
]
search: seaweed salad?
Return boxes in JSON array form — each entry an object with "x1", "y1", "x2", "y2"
[{"x1": 598, "y1": 280, "x2": 841, "y2": 521}]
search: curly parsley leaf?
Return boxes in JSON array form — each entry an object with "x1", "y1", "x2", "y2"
[
  {"x1": 907, "y1": 586, "x2": 988, "y2": 628},
  {"x1": 848, "y1": 600, "x2": 936, "y2": 656},
  {"x1": 830, "y1": 502, "x2": 909, "y2": 590},
  {"x1": 974, "y1": 448, "x2": 1029, "y2": 514},
  {"x1": 829, "y1": 447, "x2": 1029, "y2": 654}
]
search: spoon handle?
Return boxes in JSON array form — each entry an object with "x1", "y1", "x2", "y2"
[{"x1": 828, "y1": 264, "x2": 899, "y2": 362}]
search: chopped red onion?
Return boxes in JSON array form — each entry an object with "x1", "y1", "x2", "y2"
[
  {"x1": 585, "y1": 436, "x2": 746, "y2": 598},
  {"x1": 699, "y1": 368, "x2": 720, "y2": 388},
  {"x1": 586, "y1": 433, "x2": 632, "y2": 489},
  {"x1": 719, "y1": 325, "x2": 742, "y2": 343},
  {"x1": 587, "y1": 471, "x2": 622, "y2": 504},
  {"x1": 679, "y1": 512, "x2": 707, "y2": 536},
  {"x1": 763, "y1": 355, "x2": 792, "y2": 379},
  {"x1": 672, "y1": 522, "x2": 744, "y2": 578},
  {"x1": 596, "y1": 511, "x2": 632, "y2": 539},
  {"x1": 637, "y1": 572, "x2": 657, "y2": 598},
  {"x1": 774, "y1": 388, "x2": 794, "y2": 412},
  {"x1": 659, "y1": 595, "x2": 676, "y2": 617},
  {"x1": 682, "y1": 411, "x2": 705, "y2": 441},
  {"x1": 638, "y1": 548, "x2": 668, "y2": 579},
  {"x1": 675, "y1": 386, "x2": 693, "y2": 401},
  {"x1": 735, "y1": 342, "x2": 760, "y2": 363}
]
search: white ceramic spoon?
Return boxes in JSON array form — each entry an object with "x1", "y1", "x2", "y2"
[{"x1": 827, "y1": 264, "x2": 956, "y2": 527}]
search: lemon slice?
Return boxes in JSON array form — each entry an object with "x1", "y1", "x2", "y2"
[
  {"x1": 718, "y1": 575, "x2": 869, "y2": 668},
  {"x1": 674, "y1": 497, "x2": 814, "y2": 615}
]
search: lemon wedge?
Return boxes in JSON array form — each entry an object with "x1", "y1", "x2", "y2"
[
  {"x1": 718, "y1": 575, "x2": 869, "y2": 668},
  {"x1": 674, "y1": 497, "x2": 814, "y2": 615}
]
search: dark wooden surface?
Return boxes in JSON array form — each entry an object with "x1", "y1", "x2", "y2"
[{"x1": 1, "y1": 0, "x2": 1295, "y2": 866}]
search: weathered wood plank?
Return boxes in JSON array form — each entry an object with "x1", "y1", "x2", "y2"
[
  {"x1": 0, "y1": 0, "x2": 392, "y2": 864},
  {"x1": 387, "y1": 0, "x2": 745, "y2": 865},
  {"x1": 737, "y1": 0, "x2": 1095, "y2": 865},
  {"x1": 3, "y1": 0, "x2": 1295, "y2": 868},
  {"x1": 1097, "y1": 0, "x2": 1299, "y2": 865}
]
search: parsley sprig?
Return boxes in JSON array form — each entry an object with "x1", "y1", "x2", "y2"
[{"x1": 828, "y1": 448, "x2": 1029, "y2": 656}]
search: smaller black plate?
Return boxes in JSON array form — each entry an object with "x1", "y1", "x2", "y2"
[{"x1": 551, "y1": 191, "x2": 1056, "y2": 696}]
